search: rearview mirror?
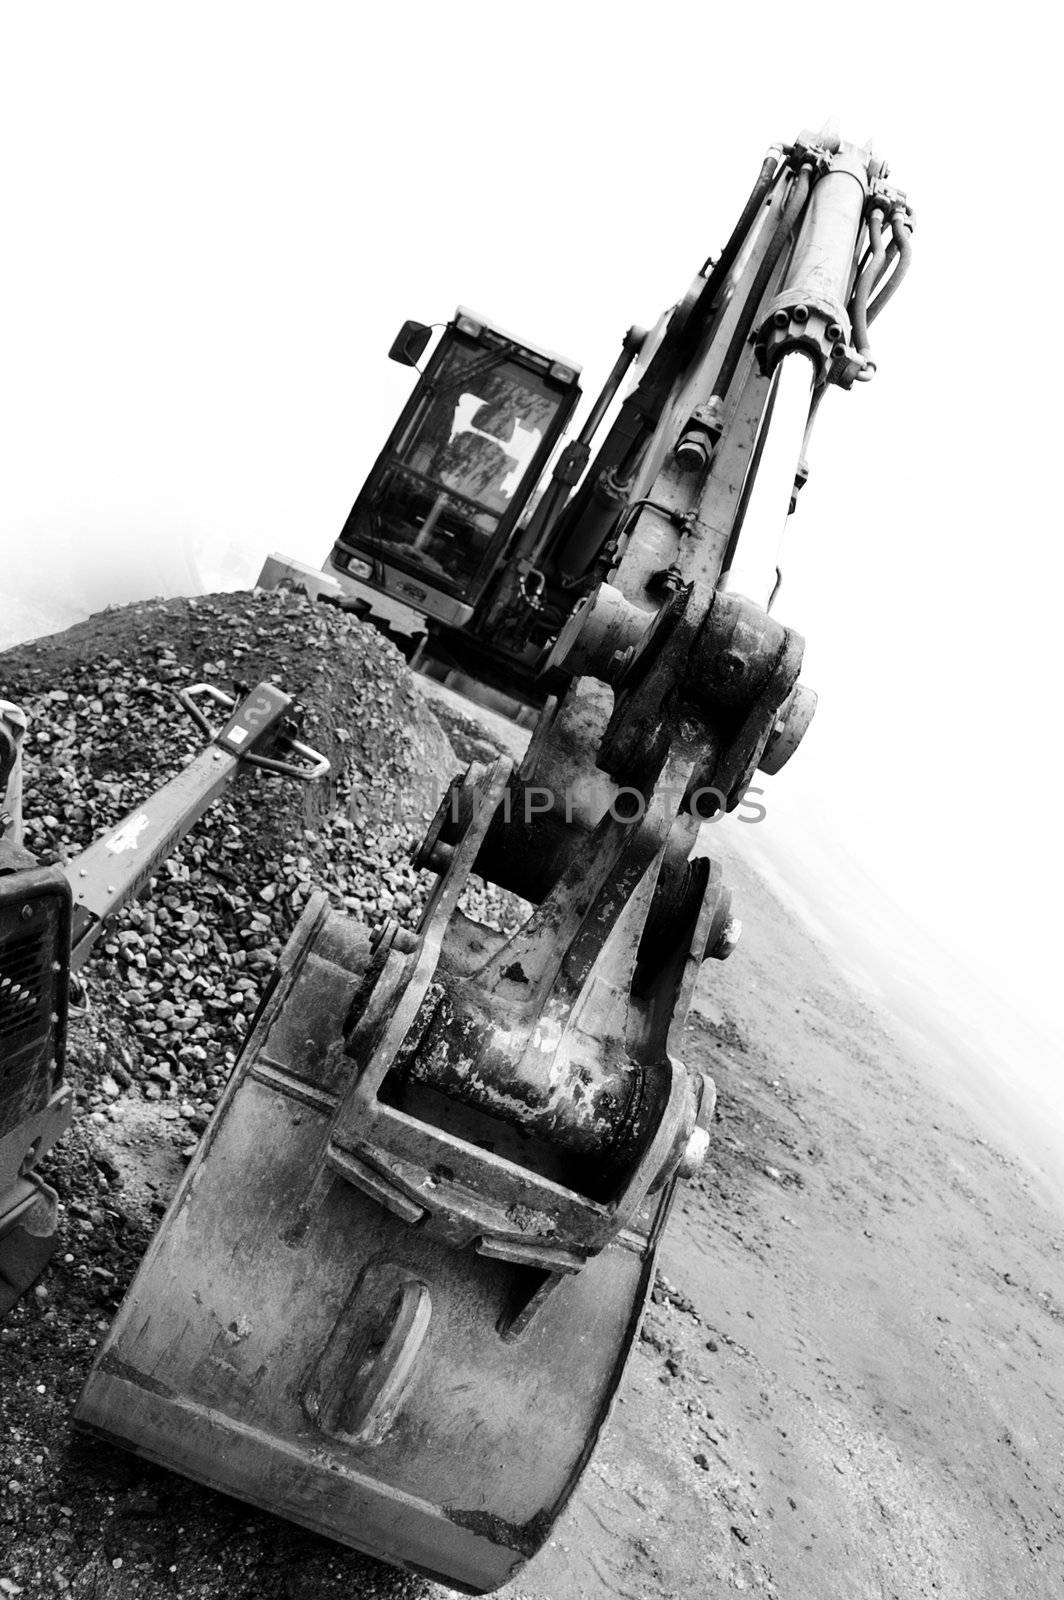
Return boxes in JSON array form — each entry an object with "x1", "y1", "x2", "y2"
[{"x1": 388, "y1": 320, "x2": 432, "y2": 367}]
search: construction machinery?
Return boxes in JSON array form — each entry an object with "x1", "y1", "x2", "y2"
[
  {"x1": 77, "y1": 128, "x2": 912, "y2": 1591},
  {"x1": 0, "y1": 683, "x2": 328, "y2": 1315}
]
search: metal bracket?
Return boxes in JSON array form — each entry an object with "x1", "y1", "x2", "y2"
[{"x1": 177, "y1": 682, "x2": 330, "y2": 780}]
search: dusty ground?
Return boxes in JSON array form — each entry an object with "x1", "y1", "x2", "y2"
[
  {"x1": 2, "y1": 601, "x2": 1062, "y2": 1598},
  {"x1": 510, "y1": 829, "x2": 1064, "y2": 1598}
]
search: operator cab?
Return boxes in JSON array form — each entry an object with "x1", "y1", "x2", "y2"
[{"x1": 329, "y1": 310, "x2": 581, "y2": 626}]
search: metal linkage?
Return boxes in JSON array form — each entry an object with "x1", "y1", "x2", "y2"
[
  {"x1": 313, "y1": 576, "x2": 802, "y2": 1284},
  {"x1": 301, "y1": 747, "x2": 720, "y2": 1288},
  {"x1": 556, "y1": 578, "x2": 805, "y2": 808}
]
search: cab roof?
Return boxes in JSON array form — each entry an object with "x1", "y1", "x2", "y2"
[{"x1": 453, "y1": 306, "x2": 581, "y2": 380}]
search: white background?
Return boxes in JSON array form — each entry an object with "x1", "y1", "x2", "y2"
[{"x1": 1, "y1": 5, "x2": 1060, "y2": 1132}]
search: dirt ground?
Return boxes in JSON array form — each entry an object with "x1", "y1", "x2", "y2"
[
  {"x1": 2, "y1": 604, "x2": 1062, "y2": 1598},
  {"x1": 506, "y1": 828, "x2": 1064, "y2": 1598}
]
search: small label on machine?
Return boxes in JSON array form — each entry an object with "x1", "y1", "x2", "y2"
[
  {"x1": 215, "y1": 684, "x2": 291, "y2": 759},
  {"x1": 105, "y1": 812, "x2": 150, "y2": 854}
]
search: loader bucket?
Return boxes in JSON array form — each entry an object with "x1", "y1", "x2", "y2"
[{"x1": 75, "y1": 897, "x2": 668, "y2": 1593}]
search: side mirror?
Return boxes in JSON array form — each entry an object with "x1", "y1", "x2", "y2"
[{"x1": 388, "y1": 320, "x2": 432, "y2": 368}]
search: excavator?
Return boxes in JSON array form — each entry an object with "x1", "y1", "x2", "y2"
[{"x1": 72, "y1": 128, "x2": 911, "y2": 1592}]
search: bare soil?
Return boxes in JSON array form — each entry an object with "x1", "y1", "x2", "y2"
[
  {"x1": 508, "y1": 830, "x2": 1064, "y2": 1597},
  {"x1": 2, "y1": 600, "x2": 1061, "y2": 1599}
]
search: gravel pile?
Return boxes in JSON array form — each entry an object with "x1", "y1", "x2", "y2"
[
  {"x1": 0, "y1": 588, "x2": 471, "y2": 1599},
  {"x1": 6, "y1": 588, "x2": 459, "y2": 1138}
]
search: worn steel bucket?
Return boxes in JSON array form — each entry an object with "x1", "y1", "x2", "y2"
[{"x1": 76, "y1": 897, "x2": 667, "y2": 1592}]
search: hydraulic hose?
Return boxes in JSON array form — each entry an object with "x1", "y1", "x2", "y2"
[
  {"x1": 850, "y1": 207, "x2": 888, "y2": 360},
  {"x1": 867, "y1": 210, "x2": 913, "y2": 325},
  {"x1": 699, "y1": 149, "x2": 783, "y2": 290},
  {"x1": 709, "y1": 163, "x2": 814, "y2": 407},
  {"x1": 547, "y1": 150, "x2": 790, "y2": 575},
  {"x1": 872, "y1": 239, "x2": 898, "y2": 292}
]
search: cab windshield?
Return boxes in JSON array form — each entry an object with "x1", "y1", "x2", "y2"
[{"x1": 358, "y1": 342, "x2": 566, "y2": 597}]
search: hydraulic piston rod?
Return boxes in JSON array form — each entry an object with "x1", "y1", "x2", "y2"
[{"x1": 720, "y1": 350, "x2": 814, "y2": 607}]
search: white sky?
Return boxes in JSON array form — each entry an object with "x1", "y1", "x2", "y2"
[{"x1": 1, "y1": 5, "x2": 1061, "y2": 1094}]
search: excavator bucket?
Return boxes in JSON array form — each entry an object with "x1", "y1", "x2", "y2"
[{"x1": 76, "y1": 896, "x2": 670, "y2": 1593}]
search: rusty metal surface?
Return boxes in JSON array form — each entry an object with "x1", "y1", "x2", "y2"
[
  {"x1": 0, "y1": 1175, "x2": 62, "y2": 1315},
  {"x1": 0, "y1": 867, "x2": 70, "y2": 1155},
  {"x1": 0, "y1": 867, "x2": 73, "y2": 1312}
]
